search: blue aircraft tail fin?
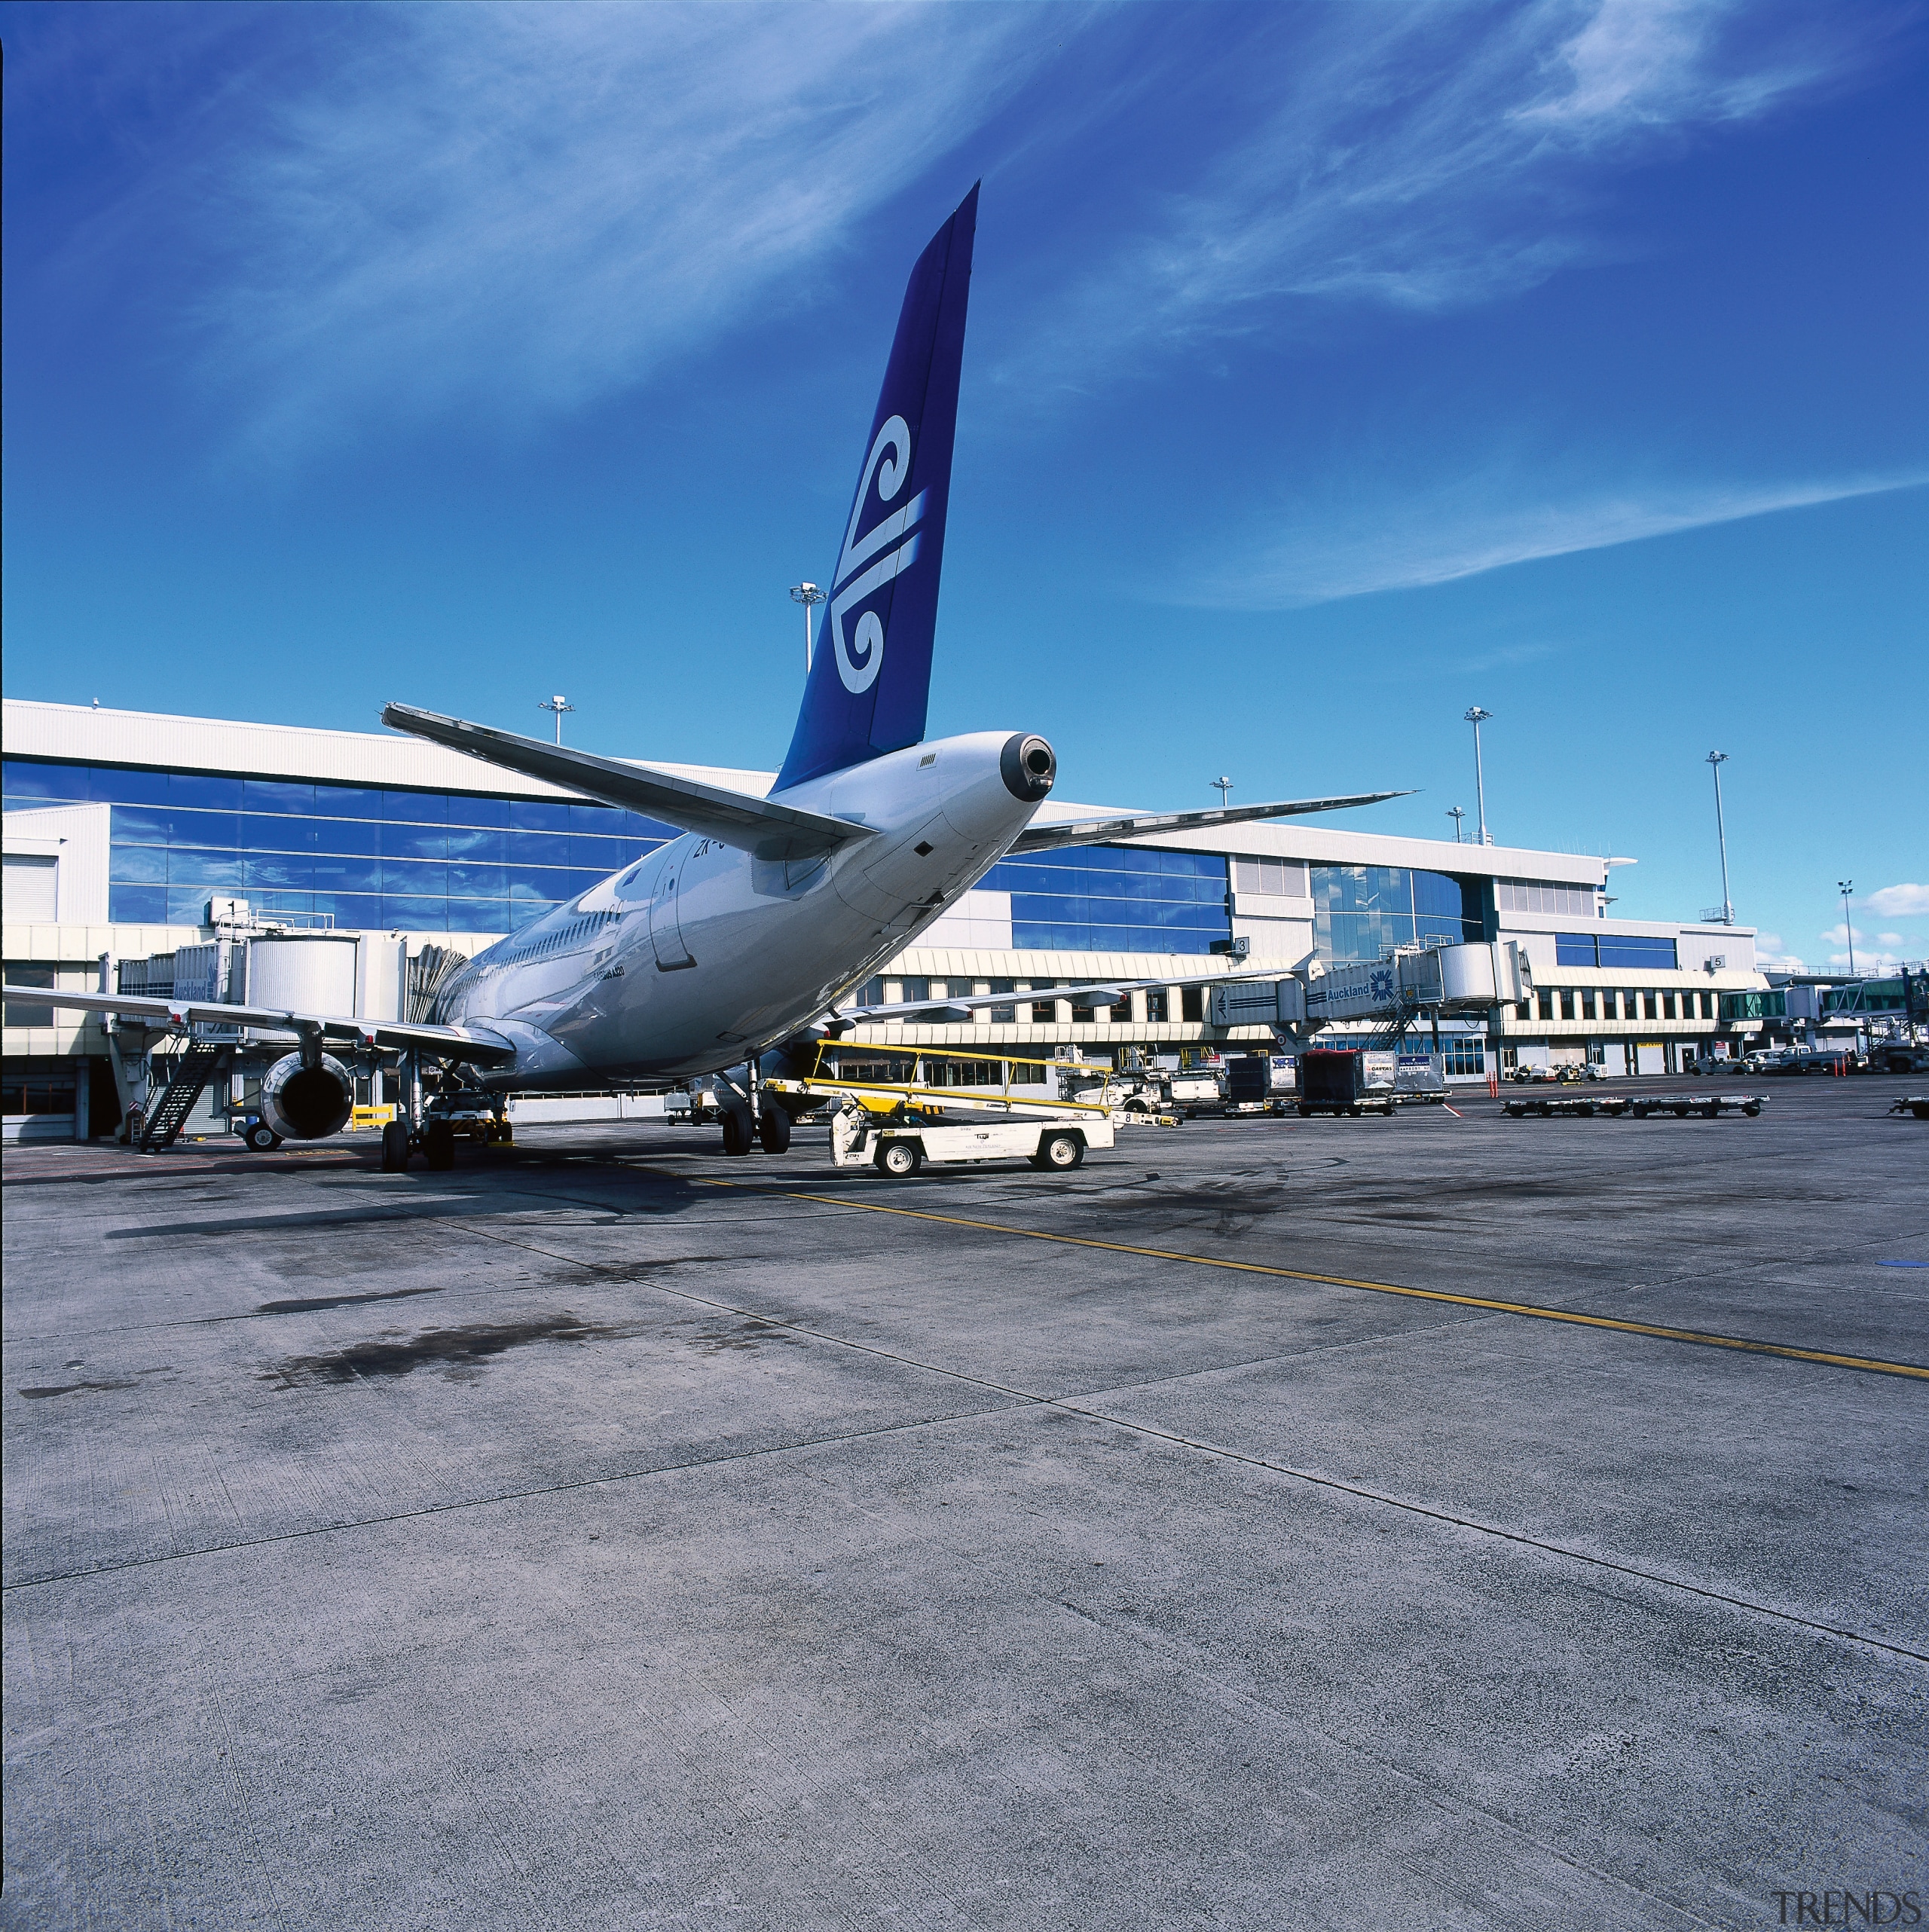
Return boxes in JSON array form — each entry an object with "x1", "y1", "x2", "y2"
[{"x1": 774, "y1": 185, "x2": 978, "y2": 791}]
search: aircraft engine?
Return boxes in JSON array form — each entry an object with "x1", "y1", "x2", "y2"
[{"x1": 258, "y1": 1051, "x2": 356, "y2": 1141}]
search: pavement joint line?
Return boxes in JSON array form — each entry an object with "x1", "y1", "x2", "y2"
[
  {"x1": 12, "y1": 1149, "x2": 1923, "y2": 1666},
  {"x1": 437, "y1": 1214, "x2": 1929, "y2": 1668},
  {"x1": 685, "y1": 1175, "x2": 1929, "y2": 1382}
]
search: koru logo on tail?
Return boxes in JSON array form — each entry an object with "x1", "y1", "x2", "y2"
[{"x1": 828, "y1": 416, "x2": 926, "y2": 694}]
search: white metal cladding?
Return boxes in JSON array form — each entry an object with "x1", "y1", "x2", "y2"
[
  {"x1": 2, "y1": 700, "x2": 779, "y2": 806},
  {"x1": 5, "y1": 701, "x2": 1612, "y2": 887}
]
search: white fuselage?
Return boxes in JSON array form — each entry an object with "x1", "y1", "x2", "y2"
[{"x1": 435, "y1": 731, "x2": 1043, "y2": 1088}]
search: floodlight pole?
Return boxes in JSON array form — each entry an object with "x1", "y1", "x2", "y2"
[
  {"x1": 1447, "y1": 806, "x2": 1466, "y2": 844},
  {"x1": 1839, "y1": 879, "x2": 1856, "y2": 977},
  {"x1": 1212, "y1": 776, "x2": 1234, "y2": 809},
  {"x1": 538, "y1": 695, "x2": 574, "y2": 744},
  {"x1": 790, "y1": 582, "x2": 826, "y2": 674},
  {"x1": 1706, "y1": 751, "x2": 1734, "y2": 925},
  {"x1": 1464, "y1": 708, "x2": 1493, "y2": 845}
]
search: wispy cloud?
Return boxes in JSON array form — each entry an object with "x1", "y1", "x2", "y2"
[
  {"x1": 997, "y1": 0, "x2": 1869, "y2": 393},
  {"x1": 1173, "y1": 470, "x2": 1925, "y2": 610},
  {"x1": 52, "y1": 6, "x2": 1056, "y2": 453},
  {"x1": 1861, "y1": 883, "x2": 1929, "y2": 919}
]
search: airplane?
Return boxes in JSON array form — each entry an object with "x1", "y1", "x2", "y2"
[{"x1": 7, "y1": 185, "x2": 1405, "y2": 1171}]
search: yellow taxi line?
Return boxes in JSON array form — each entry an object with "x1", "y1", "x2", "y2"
[{"x1": 693, "y1": 1178, "x2": 1929, "y2": 1382}]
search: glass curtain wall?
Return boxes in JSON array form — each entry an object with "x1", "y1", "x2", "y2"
[
  {"x1": 980, "y1": 847, "x2": 1230, "y2": 953},
  {"x1": 1311, "y1": 865, "x2": 1483, "y2": 964},
  {"x1": 3, "y1": 760, "x2": 677, "y2": 934}
]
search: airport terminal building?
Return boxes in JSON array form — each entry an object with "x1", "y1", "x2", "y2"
[{"x1": 4, "y1": 699, "x2": 1769, "y2": 1138}]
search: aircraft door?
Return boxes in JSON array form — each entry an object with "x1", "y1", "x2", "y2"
[{"x1": 650, "y1": 839, "x2": 698, "y2": 971}]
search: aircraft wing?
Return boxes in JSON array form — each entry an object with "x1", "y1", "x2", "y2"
[
  {"x1": 382, "y1": 705, "x2": 877, "y2": 856},
  {"x1": 828, "y1": 966, "x2": 1290, "y2": 1026},
  {"x1": 1007, "y1": 791, "x2": 1413, "y2": 853},
  {"x1": 3, "y1": 987, "x2": 518, "y2": 1067}
]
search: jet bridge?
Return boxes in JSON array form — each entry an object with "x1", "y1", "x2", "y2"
[{"x1": 1207, "y1": 940, "x2": 1532, "y2": 1035}]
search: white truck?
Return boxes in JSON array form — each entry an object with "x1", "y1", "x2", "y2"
[{"x1": 829, "y1": 1103, "x2": 1114, "y2": 1177}]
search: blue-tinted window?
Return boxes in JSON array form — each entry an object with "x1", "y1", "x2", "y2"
[
  {"x1": 4, "y1": 759, "x2": 93, "y2": 801},
  {"x1": 167, "y1": 854, "x2": 247, "y2": 890},
  {"x1": 316, "y1": 785, "x2": 390, "y2": 819},
  {"x1": 380, "y1": 858, "x2": 448, "y2": 893},
  {"x1": 95, "y1": 766, "x2": 175, "y2": 805},
  {"x1": 1310, "y1": 863, "x2": 1481, "y2": 964},
  {"x1": 68, "y1": 756, "x2": 670, "y2": 935},
  {"x1": 243, "y1": 779, "x2": 316, "y2": 815},
  {"x1": 246, "y1": 854, "x2": 316, "y2": 890},
  {"x1": 378, "y1": 824, "x2": 447, "y2": 861},
  {"x1": 109, "y1": 885, "x2": 168, "y2": 922},
  {"x1": 448, "y1": 899, "x2": 515, "y2": 934},
  {"x1": 313, "y1": 818, "x2": 381, "y2": 856},
  {"x1": 448, "y1": 862, "x2": 509, "y2": 897},
  {"x1": 983, "y1": 845, "x2": 1229, "y2": 954},
  {"x1": 1555, "y1": 933, "x2": 1599, "y2": 967},
  {"x1": 445, "y1": 793, "x2": 513, "y2": 828},
  {"x1": 509, "y1": 832, "x2": 575, "y2": 869},
  {"x1": 1599, "y1": 935, "x2": 1678, "y2": 971},
  {"x1": 323, "y1": 892, "x2": 383, "y2": 928},
  {"x1": 445, "y1": 827, "x2": 509, "y2": 864},
  {"x1": 166, "y1": 886, "x2": 216, "y2": 923},
  {"x1": 564, "y1": 836, "x2": 625, "y2": 872},
  {"x1": 108, "y1": 845, "x2": 168, "y2": 884},
  {"x1": 238, "y1": 814, "x2": 317, "y2": 851},
  {"x1": 383, "y1": 790, "x2": 448, "y2": 824},
  {"x1": 168, "y1": 774, "x2": 243, "y2": 810},
  {"x1": 313, "y1": 857, "x2": 382, "y2": 894},
  {"x1": 381, "y1": 895, "x2": 449, "y2": 930},
  {"x1": 251, "y1": 891, "x2": 316, "y2": 918}
]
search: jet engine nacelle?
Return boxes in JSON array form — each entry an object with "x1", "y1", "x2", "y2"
[{"x1": 258, "y1": 1051, "x2": 356, "y2": 1141}]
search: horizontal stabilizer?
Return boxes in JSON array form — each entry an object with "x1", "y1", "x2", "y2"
[
  {"x1": 5, "y1": 986, "x2": 518, "y2": 1068},
  {"x1": 381, "y1": 705, "x2": 876, "y2": 856},
  {"x1": 1008, "y1": 791, "x2": 1413, "y2": 854}
]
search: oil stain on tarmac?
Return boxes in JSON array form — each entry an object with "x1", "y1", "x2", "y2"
[{"x1": 259, "y1": 1312, "x2": 637, "y2": 1389}]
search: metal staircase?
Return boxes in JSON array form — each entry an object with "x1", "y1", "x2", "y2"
[{"x1": 137, "y1": 1044, "x2": 233, "y2": 1151}]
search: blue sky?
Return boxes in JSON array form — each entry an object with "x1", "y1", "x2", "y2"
[{"x1": 5, "y1": 0, "x2": 1924, "y2": 970}]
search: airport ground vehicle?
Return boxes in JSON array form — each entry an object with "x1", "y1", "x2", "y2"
[
  {"x1": 1683, "y1": 1053, "x2": 1740, "y2": 1075},
  {"x1": 1167, "y1": 1067, "x2": 1224, "y2": 1117},
  {"x1": 1890, "y1": 1095, "x2": 1929, "y2": 1119},
  {"x1": 1504, "y1": 1092, "x2": 1766, "y2": 1118},
  {"x1": 1296, "y1": 1048, "x2": 1398, "y2": 1117},
  {"x1": 830, "y1": 1105, "x2": 1113, "y2": 1176}
]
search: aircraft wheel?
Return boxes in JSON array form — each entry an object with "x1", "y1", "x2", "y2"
[
  {"x1": 381, "y1": 1120, "x2": 411, "y2": 1171},
  {"x1": 875, "y1": 1139, "x2": 922, "y2": 1178},
  {"x1": 720, "y1": 1105, "x2": 752, "y2": 1156},
  {"x1": 1298, "y1": 1103, "x2": 1313, "y2": 1117},
  {"x1": 423, "y1": 1120, "x2": 456, "y2": 1170},
  {"x1": 243, "y1": 1120, "x2": 281, "y2": 1152},
  {"x1": 758, "y1": 1105, "x2": 792, "y2": 1154},
  {"x1": 1041, "y1": 1132, "x2": 1084, "y2": 1169}
]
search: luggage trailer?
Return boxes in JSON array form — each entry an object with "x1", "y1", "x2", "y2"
[
  {"x1": 1501, "y1": 1092, "x2": 1769, "y2": 1119},
  {"x1": 763, "y1": 1041, "x2": 1178, "y2": 1178}
]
